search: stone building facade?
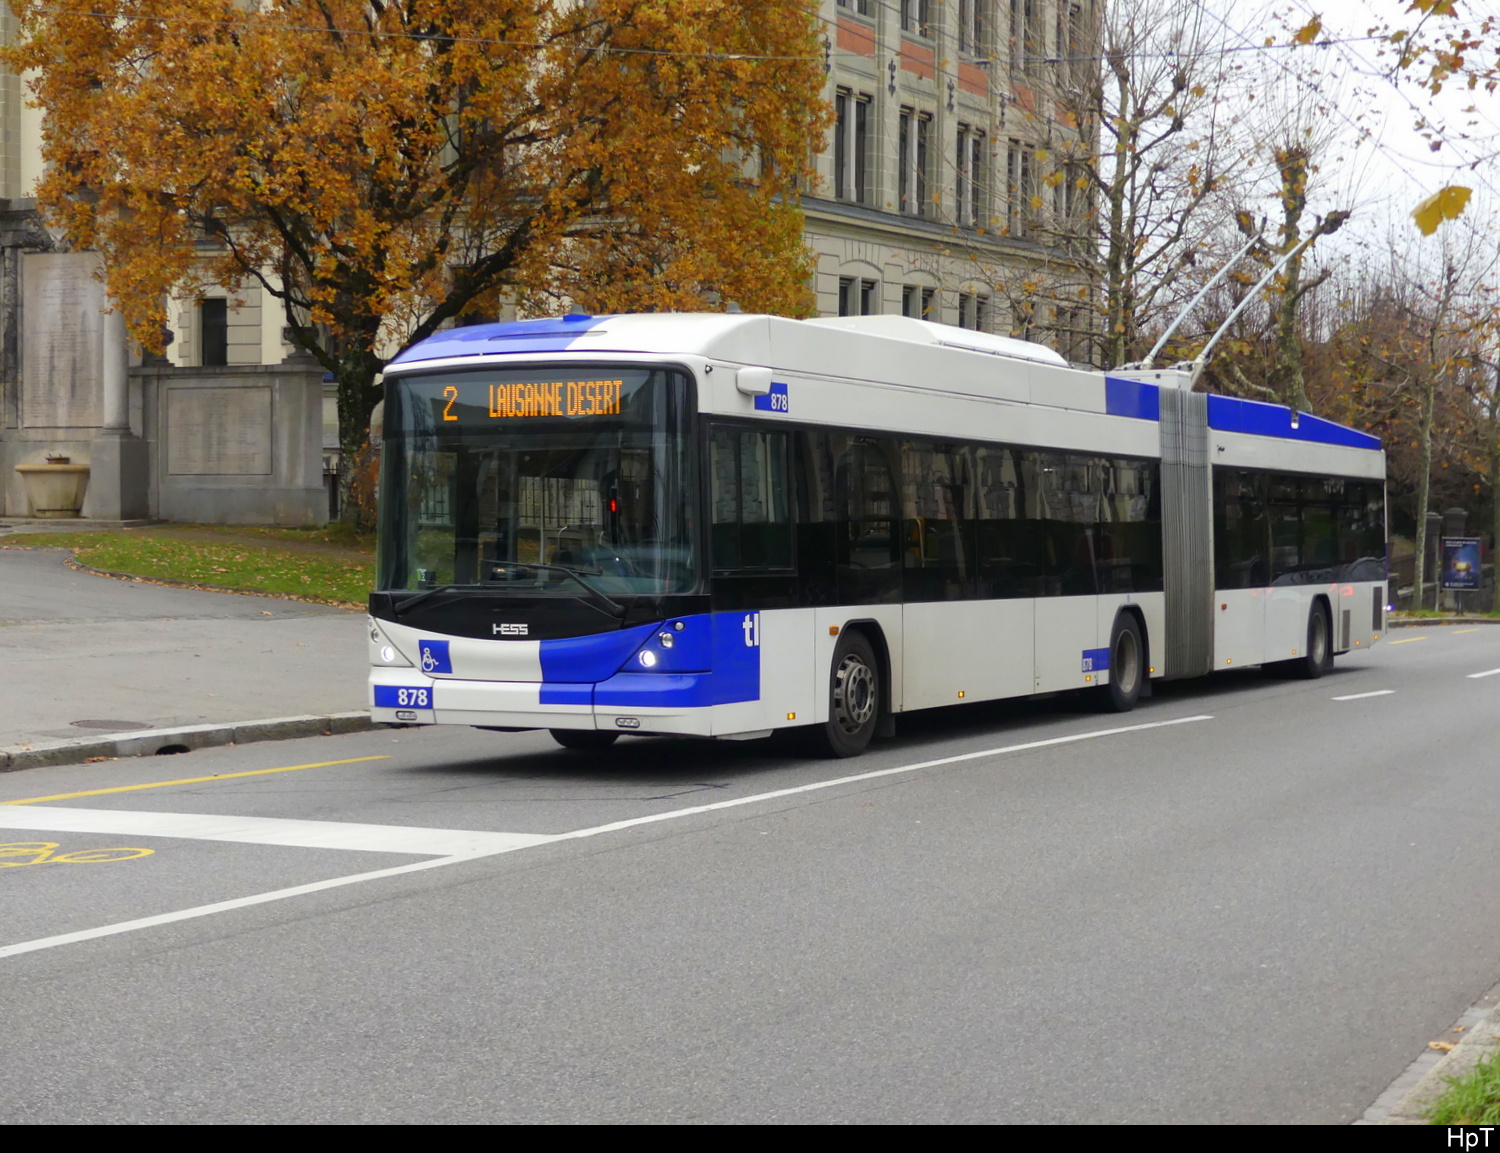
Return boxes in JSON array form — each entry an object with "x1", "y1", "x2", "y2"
[
  {"x1": 0, "y1": 2, "x2": 1101, "y2": 522},
  {"x1": 809, "y1": 0, "x2": 1100, "y2": 361}
]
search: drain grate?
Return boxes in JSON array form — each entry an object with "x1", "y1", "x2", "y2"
[{"x1": 70, "y1": 720, "x2": 152, "y2": 731}]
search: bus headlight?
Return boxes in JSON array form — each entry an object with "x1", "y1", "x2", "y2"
[
  {"x1": 638, "y1": 650, "x2": 658, "y2": 668},
  {"x1": 658, "y1": 632, "x2": 674, "y2": 648}
]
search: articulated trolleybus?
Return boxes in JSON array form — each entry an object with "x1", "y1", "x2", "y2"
[{"x1": 368, "y1": 313, "x2": 1386, "y2": 756}]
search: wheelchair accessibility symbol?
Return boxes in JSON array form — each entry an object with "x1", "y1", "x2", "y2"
[{"x1": 418, "y1": 641, "x2": 451, "y2": 674}]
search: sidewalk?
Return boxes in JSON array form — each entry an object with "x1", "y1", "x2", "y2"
[{"x1": 0, "y1": 544, "x2": 374, "y2": 773}]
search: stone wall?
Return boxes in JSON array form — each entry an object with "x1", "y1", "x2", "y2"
[{"x1": 136, "y1": 362, "x2": 327, "y2": 526}]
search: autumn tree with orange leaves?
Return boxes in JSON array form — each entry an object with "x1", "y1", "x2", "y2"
[{"x1": 2, "y1": 0, "x2": 827, "y2": 472}]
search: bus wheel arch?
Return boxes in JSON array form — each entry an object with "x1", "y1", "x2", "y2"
[
  {"x1": 808, "y1": 622, "x2": 887, "y2": 758},
  {"x1": 1295, "y1": 596, "x2": 1335, "y2": 679},
  {"x1": 1100, "y1": 610, "x2": 1145, "y2": 713}
]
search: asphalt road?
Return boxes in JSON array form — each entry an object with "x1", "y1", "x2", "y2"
[{"x1": 2, "y1": 627, "x2": 1498, "y2": 1123}]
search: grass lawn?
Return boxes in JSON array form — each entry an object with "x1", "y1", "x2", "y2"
[
  {"x1": 1, "y1": 527, "x2": 374, "y2": 608},
  {"x1": 1427, "y1": 1045, "x2": 1500, "y2": 1125}
]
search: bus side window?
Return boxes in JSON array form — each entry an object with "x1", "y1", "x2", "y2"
[
  {"x1": 901, "y1": 440, "x2": 974, "y2": 602},
  {"x1": 710, "y1": 425, "x2": 792, "y2": 571},
  {"x1": 835, "y1": 437, "x2": 901, "y2": 604},
  {"x1": 795, "y1": 430, "x2": 838, "y2": 605}
]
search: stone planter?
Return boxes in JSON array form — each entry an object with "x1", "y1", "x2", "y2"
[{"x1": 14, "y1": 458, "x2": 91, "y2": 518}]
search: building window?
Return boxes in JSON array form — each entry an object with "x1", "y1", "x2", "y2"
[
  {"x1": 902, "y1": 285, "x2": 936, "y2": 319},
  {"x1": 1006, "y1": 140, "x2": 1036, "y2": 237},
  {"x1": 200, "y1": 297, "x2": 228, "y2": 367},
  {"x1": 1054, "y1": 304, "x2": 1090, "y2": 363},
  {"x1": 900, "y1": 107, "x2": 933, "y2": 217},
  {"x1": 1010, "y1": 0, "x2": 1040, "y2": 78},
  {"x1": 839, "y1": 276, "x2": 880, "y2": 316},
  {"x1": 957, "y1": 292, "x2": 990, "y2": 331},
  {"x1": 957, "y1": 125, "x2": 987, "y2": 228},
  {"x1": 834, "y1": 88, "x2": 871, "y2": 204},
  {"x1": 1013, "y1": 302, "x2": 1035, "y2": 342},
  {"x1": 837, "y1": 0, "x2": 873, "y2": 13},
  {"x1": 902, "y1": 0, "x2": 932, "y2": 36},
  {"x1": 1059, "y1": 2, "x2": 1087, "y2": 92},
  {"x1": 959, "y1": 0, "x2": 989, "y2": 54}
]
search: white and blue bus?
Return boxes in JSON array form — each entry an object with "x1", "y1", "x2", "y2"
[{"x1": 368, "y1": 313, "x2": 1387, "y2": 756}]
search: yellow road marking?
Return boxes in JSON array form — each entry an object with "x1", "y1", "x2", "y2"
[
  {"x1": 1388, "y1": 636, "x2": 1429, "y2": 644},
  {"x1": 0, "y1": 756, "x2": 389, "y2": 807},
  {"x1": 0, "y1": 841, "x2": 154, "y2": 866},
  {"x1": 1454, "y1": 628, "x2": 1479, "y2": 635}
]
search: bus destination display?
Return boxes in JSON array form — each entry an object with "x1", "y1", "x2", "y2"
[{"x1": 441, "y1": 379, "x2": 624, "y2": 421}]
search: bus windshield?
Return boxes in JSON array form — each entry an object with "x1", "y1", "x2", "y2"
[{"x1": 378, "y1": 365, "x2": 699, "y2": 596}]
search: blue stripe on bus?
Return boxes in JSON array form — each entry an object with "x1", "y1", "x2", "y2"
[
  {"x1": 535, "y1": 610, "x2": 761, "y2": 709},
  {"x1": 538, "y1": 621, "x2": 660, "y2": 683},
  {"x1": 388, "y1": 314, "x2": 611, "y2": 365},
  {"x1": 1206, "y1": 394, "x2": 1382, "y2": 450},
  {"x1": 1081, "y1": 647, "x2": 1109, "y2": 675},
  {"x1": 1104, "y1": 377, "x2": 1161, "y2": 421},
  {"x1": 1105, "y1": 377, "x2": 1380, "y2": 451},
  {"x1": 537, "y1": 682, "x2": 593, "y2": 707}
]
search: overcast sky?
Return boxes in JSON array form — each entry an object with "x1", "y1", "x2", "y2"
[{"x1": 1194, "y1": 0, "x2": 1500, "y2": 263}]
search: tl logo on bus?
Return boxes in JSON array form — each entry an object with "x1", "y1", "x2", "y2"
[{"x1": 741, "y1": 612, "x2": 761, "y2": 647}]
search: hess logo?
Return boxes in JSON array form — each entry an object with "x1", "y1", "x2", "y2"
[{"x1": 492, "y1": 622, "x2": 529, "y2": 637}]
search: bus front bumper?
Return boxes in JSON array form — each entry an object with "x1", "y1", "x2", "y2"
[{"x1": 369, "y1": 669, "x2": 717, "y2": 736}]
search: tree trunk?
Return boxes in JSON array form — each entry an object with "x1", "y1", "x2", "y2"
[
  {"x1": 1412, "y1": 375, "x2": 1436, "y2": 612},
  {"x1": 1491, "y1": 376, "x2": 1500, "y2": 614},
  {"x1": 1271, "y1": 147, "x2": 1311, "y2": 413}
]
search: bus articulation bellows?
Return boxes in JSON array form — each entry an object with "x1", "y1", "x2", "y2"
[{"x1": 368, "y1": 313, "x2": 1386, "y2": 757}]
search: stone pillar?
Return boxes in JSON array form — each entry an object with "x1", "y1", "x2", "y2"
[{"x1": 86, "y1": 306, "x2": 149, "y2": 520}]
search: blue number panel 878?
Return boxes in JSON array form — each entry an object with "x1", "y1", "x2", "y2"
[{"x1": 373, "y1": 685, "x2": 432, "y2": 709}]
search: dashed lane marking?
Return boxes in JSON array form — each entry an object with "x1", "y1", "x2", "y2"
[
  {"x1": 1388, "y1": 636, "x2": 1429, "y2": 645},
  {"x1": 1466, "y1": 669, "x2": 1500, "y2": 679},
  {"x1": 1332, "y1": 690, "x2": 1396, "y2": 701}
]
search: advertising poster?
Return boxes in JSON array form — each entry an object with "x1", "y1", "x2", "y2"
[{"x1": 1440, "y1": 537, "x2": 1483, "y2": 590}]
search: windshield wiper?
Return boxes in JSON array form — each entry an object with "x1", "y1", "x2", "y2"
[
  {"x1": 486, "y1": 562, "x2": 627, "y2": 619},
  {"x1": 392, "y1": 583, "x2": 476, "y2": 617}
]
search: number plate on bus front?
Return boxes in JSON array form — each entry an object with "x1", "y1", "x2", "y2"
[{"x1": 374, "y1": 685, "x2": 433, "y2": 710}]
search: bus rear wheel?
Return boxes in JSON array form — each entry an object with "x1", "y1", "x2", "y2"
[
  {"x1": 550, "y1": 729, "x2": 620, "y2": 751},
  {"x1": 1099, "y1": 614, "x2": 1144, "y2": 713},
  {"x1": 1293, "y1": 603, "x2": 1334, "y2": 680},
  {"x1": 808, "y1": 631, "x2": 881, "y2": 758}
]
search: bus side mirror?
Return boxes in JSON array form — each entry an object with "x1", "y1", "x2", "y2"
[{"x1": 735, "y1": 366, "x2": 773, "y2": 396}]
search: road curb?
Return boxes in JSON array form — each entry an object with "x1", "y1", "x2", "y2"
[
  {"x1": 0, "y1": 711, "x2": 381, "y2": 773},
  {"x1": 1370, "y1": 983, "x2": 1500, "y2": 1124}
]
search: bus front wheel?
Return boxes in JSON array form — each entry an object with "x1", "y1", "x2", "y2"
[
  {"x1": 809, "y1": 631, "x2": 881, "y2": 758},
  {"x1": 550, "y1": 729, "x2": 620, "y2": 751},
  {"x1": 1100, "y1": 614, "x2": 1144, "y2": 713}
]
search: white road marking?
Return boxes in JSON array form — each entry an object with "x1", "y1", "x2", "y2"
[
  {"x1": 1467, "y1": 669, "x2": 1500, "y2": 679},
  {"x1": 0, "y1": 714, "x2": 1213, "y2": 961},
  {"x1": 1332, "y1": 690, "x2": 1396, "y2": 701},
  {"x1": 0, "y1": 807, "x2": 548, "y2": 857}
]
